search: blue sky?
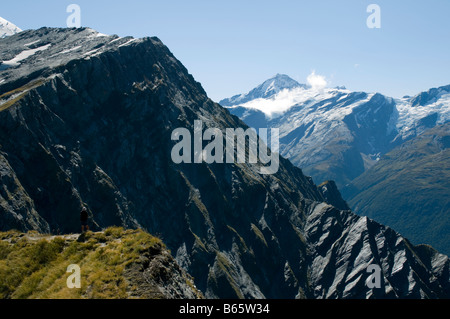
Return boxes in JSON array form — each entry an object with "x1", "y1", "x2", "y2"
[{"x1": 2, "y1": 0, "x2": 450, "y2": 101}]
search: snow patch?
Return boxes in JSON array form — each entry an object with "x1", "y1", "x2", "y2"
[
  {"x1": 24, "y1": 40, "x2": 41, "y2": 47},
  {"x1": 59, "y1": 45, "x2": 82, "y2": 55},
  {"x1": 395, "y1": 93, "x2": 450, "y2": 139},
  {"x1": 118, "y1": 38, "x2": 137, "y2": 48},
  {"x1": 1, "y1": 44, "x2": 52, "y2": 69}
]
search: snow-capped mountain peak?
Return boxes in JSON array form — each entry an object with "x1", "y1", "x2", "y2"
[
  {"x1": 261, "y1": 73, "x2": 305, "y2": 94},
  {"x1": 220, "y1": 74, "x2": 307, "y2": 107},
  {"x1": 0, "y1": 16, "x2": 22, "y2": 38}
]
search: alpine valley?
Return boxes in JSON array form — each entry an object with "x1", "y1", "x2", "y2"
[
  {"x1": 222, "y1": 74, "x2": 450, "y2": 256},
  {"x1": 0, "y1": 25, "x2": 449, "y2": 299}
]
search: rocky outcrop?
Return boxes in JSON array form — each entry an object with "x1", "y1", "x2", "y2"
[
  {"x1": 306, "y1": 203, "x2": 450, "y2": 298},
  {"x1": 124, "y1": 238, "x2": 203, "y2": 299},
  {"x1": 318, "y1": 180, "x2": 350, "y2": 211},
  {"x1": 0, "y1": 27, "x2": 449, "y2": 299}
]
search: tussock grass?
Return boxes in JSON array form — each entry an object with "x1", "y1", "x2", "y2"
[{"x1": 0, "y1": 227, "x2": 163, "y2": 299}]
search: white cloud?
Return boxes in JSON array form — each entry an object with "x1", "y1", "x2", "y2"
[
  {"x1": 307, "y1": 70, "x2": 327, "y2": 90},
  {"x1": 230, "y1": 86, "x2": 335, "y2": 118}
]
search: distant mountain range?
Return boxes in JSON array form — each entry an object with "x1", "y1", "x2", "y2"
[
  {"x1": 222, "y1": 74, "x2": 450, "y2": 255},
  {"x1": 1, "y1": 27, "x2": 449, "y2": 298}
]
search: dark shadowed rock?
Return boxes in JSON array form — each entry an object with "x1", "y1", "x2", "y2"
[{"x1": 318, "y1": 180, "x2": 350, "y2": 211}]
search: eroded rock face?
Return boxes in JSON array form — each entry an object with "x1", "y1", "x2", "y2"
[
  {"x1": 0, "y1": 28, "x2": 448, "y2": 299},
  {"x1": 124, "y1": 242, "x2": 203, "y2": 299},
  {"x1": 318, "y1": 180, "x2": 350, "y2": 211},
  {"x1": 305, "y1": 203, "x2": 450, "y2": 298}
]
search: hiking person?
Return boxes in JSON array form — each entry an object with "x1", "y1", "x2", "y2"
[{"x1": 80, "y1": 207, "x2": 89, "y2": 232}]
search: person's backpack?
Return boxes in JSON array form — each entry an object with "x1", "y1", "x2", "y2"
[{"x1": 80, "y1": 209, "x2": 88, "y2": 221}]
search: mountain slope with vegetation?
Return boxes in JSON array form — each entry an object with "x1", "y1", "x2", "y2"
[
  {"x1": 0, "y1": 227, "x2": 202, "y2": 299},
  {"x1": 343, "y1": 123, "x2": 450, "y2": 255}
]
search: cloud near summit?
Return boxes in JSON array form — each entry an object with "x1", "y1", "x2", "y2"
[{"x1": 307, "y1": 70, "x2": 327, "y2": 90}]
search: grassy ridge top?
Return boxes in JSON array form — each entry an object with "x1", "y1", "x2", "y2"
[{"x1": 0, "y1": 227, "x2": 202, "y2": 299}]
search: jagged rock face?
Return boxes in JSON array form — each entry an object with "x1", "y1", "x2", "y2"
[
  {"x1": 124, "y1": 239, "x2": 203, "y2": 299},
  {"x1": 0, "y1": 28, "x2": 449, "y2": 299},
  {"x1": 318, "y1": 180, "x2": 350, "y2": 211},
  {"x1": 0, "y1": 153, "x2": 49, "y2": 232},
  {"x1": 306, "y1": 203, "x2": 449, "y2": 298}
]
